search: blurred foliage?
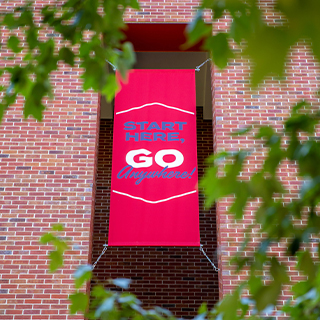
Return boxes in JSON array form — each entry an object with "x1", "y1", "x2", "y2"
[
  {"x1": 188, "y1": 0, "x2": 320, "y2": 86},
  {"x1": 2, "y1": 0, "x2": 316, "y2": 318},
  {"x1": 0, "y1": 0, "x2": 138, "y2": 122},
  {"x1": 41, "y1": 224, "x2": 253, "y2": 320},
  {"x1": 39, "y1": 223, "x2": 68, "y2": 272},
  {"x1": 190, "y1": 1, "x2": 320, "y2": 318},
  {"x1": 40, "y1": 226, "x2": 180, "y2": 319},
  {"x1": 201, "y1": 102, "x2": 320, "y2": 318}
]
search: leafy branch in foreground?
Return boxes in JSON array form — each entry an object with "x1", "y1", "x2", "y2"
[
  {"x1": 27, "y1": 0, "x2": 320, "y2": 319},
  {"x1": 0, "y1": 0, "x2": 138, "y2": 122},
  {"x1": 38, "y1": 225, "x2": 249, "y2": 319},
  {"x1": 188, "y1": 0, "x2": 320, "y2": 86},
  {"x1": 39, "y1": 223, "x2": 68, "y2": 272},
  {"x1": 2, "y1": 0, "x2": 320, "y2": 124},
  {"x1": 201, "y1": 101, "x2": 320, "y2": 317},
  {"x1": 40, "y1": 225, "x2": 205, "y2": 319}
]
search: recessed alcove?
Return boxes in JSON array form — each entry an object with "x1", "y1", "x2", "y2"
[{"x1": 91, "y1": 24, "x2": 218, "y2": 318}]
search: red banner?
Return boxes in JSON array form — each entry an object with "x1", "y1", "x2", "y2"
[{"x1": 108, "y1": 69, "x2": 199, "y2": 246}]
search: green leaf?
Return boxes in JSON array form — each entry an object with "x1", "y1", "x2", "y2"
[
  {"x1": 74, "y1": 264, "x2": 92, "y2": 289},
  {"x1": 310, "y1": 36, "x2": 320, "y2": 64},
  {"x1": 53, "y1": 238, "x2": 68, "y2": 254},
  {"x1": 118, "y1": 293, "x2": 141, "y2": 305},
  {"x1": 23, "y1": 80, "x2": 52, "y2": 121},
  {"x1": 95, "y1": 296, "x2": 116, "y2": 317},
  {"x1": 91, "y1": 285, "x2": 108, "y2": 298},
  {"x1": 216, "y1": 289, "x2": 240, "y2": 320},
  {"x1": 39, "y1": 232, "x2": 55, "y2": 244},
  {"x1": 300, "y1": 177, "x2": 320, "y2": 203},
  {"x1": 288, "y1": 236, "x2": 301, "y2": 255},
  {"x1": 8, "y1": 66, "x2": 32, "y2": 97},
  {"x1": 230, "y1": 126, "x2": 252, "y2": 136},
  {"x1": 48, "y1": 250, "x2": 63, "y2": 272},
  {"x1": 204, "y1": 33, "x2": 234, "y2": 69},
  {"x1": 248, "y1": 275, "x2": 263, "y2": 296},
  {"x1": 26, "y1": 27, "x2": 38, "y2": 50},
  {"x1": 256, "y1": 126, "x2": 275, "y2": 140},
  {"x1": 256, "y1": 127, "x2": 283, "y2": 176},
  {"x1": 8, "y1": 36, "x2": 21, "y2": 53},
  {"x1": 52, "y1": 224, "x2": 64, "y2": 231},
  {"x1": 3, "y1": 14, "x2": 17, "y2": 29},
  {"x1": 251, "y1": 259, "x2": 288, "y2": 311},
  {"x1": 36, "y1": 39, "x2": 57, "y2": 73},
  {"x1": 117, "y1": 42, "x2": 136, "y2": 80},
  {"x1": 298, "y1": 250, "x2": 317, "y2": 282},
  {"x1": 277, "y1": 0, "x2": 320, "y2": 65},
  {"x1": 198, "y1": 302, "x2": 207, "y2": 314},
  {"x1": 270, "y1": 257, "x2": 289, "y2": 284},
  {"x1": 231, "y1": 255, "x2": 249, "y2": 271},
  {"x1": 18, "y1": 10, "x2": 34, "y2": 27},
  {"x1": 0, "y1": 104, "x2": 5, "y2": 123},
  {"x1": 102, "y1": 73, "x2": 118, "y2": 102},
  {"x1": 229, "y1": 181, "x2": 249, "y2": 219},
  {"x1": 69, "y1": 292, "x2": 89, "y2": 314},
  {"x1": 230, "y1": 14, "x2": 251, "y2": 44},
  {"x1": 112, "y1": 278, "x2": 131, "y2": 289},
  {"x1": 200, "y1": 0, "x2": 225, "y2": 19},
  {"x1": 293, "y1": 100, "x2": 308, "y2": 113},
  {"x1": 3, "y1": 91, "x2": 17, "y2": 107},
  {"x1": 41, "y1": 5, "x2": 55, "y2": 24},
  {"x1": 81, "y1": 59, "x2": 105, "y2": 91},
  {"x1": 254, "y1": 282, "x2": 281, "y2": 311},
  {"x1": 128, "y1": 0, "x2": 140, "y2": 10},
  {"x1": 24, "y1": 97, "x2": 45, "y2": 122},
  {"x1": 72, "y1": 10, "x2": 84, "y2": 27},
  {"x1": 292, "y1": 281, "x2": 312, "y2": 297},
  {"x1": 193, "y1": 314, "x2": 206, "y2": 320},
  {"x1": 200, "y1": 164, "x2": 220, "y2": 208},
  {"x1": 239, "y1": 297, "x2": 251, "y2": 317},
  {"x1": 59, "y1": 47, "x2": 75, "y2": 66},
  {"x1": 79, "y1": 41, "x2": 92, "y2": 58},
  {"x1": 245, "y1": 26, "x2": 294, "y2": 86},
  {"x1": 200, "y1": 152, "x2": 245, "y2": 208},
  {"x1": 285, "y1": 103, "x2": 317, "y2": 135},
  {"x1": 186, "y1": 10, "x2": 212, "y2": 46},
  {"x1": 250, "y1": 173, "x2": 284, "y2": 201}
]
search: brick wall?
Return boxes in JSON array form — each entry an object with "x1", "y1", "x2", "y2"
[
  {"x1": 2, "y1": 0, "x2": 319, "y2": 319},
  {"x1": 123, "y1": 0, "x2": 212, "y2": 23},
  {"x1": 92, "y1": 107, "x2": 218, "y2": 318},
  {"x1": 0, "y1": 74, "x2": 100, "y2": 319},
  {"x1": 0, "y1": 2, "x2": 100, "y2": 319},
  {"x1": 0, "y1": 81, "x2": 99, "y2": 319},
  {"x1": 213, "y1": 0, "x2": 320, "y2": 310}
]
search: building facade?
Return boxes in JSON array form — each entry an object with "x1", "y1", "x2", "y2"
[{"x1": 0, "y1": 0, "x2": 319, "y2": 319}]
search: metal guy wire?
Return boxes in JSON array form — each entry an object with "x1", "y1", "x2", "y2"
[
  {"x1": 92, "y1": 244, "x2": 108, "y2": 269},
  {"x1": 195, "y1": 58, "x2": 212, "y2": 71},
  {"x1": 106, "y1": 60, "x2": 117, "y2": 71},
  {"x1": 107, "y1": 58, "x2": 211, "y2": 72},
  {"x1": 92, "y1": 244, "x2": 218, "y2": 272},
  {"x1": 200, "y1": 244, "x2": 219, "y2": 272}
]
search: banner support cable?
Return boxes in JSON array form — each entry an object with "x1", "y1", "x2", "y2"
[
  {"x1": 108, "y1": 58, "x2": 212, "y2": 72},
  {"x1": 92, "y1": 244, "x2": 108, "y2": 270},
  {"x1": 106, "y1": 60, "x2": 117, "y2": 71},
  {"x1": 200, "y1": 244, "x2": 219, "y2": 272},
  {"x1": 195, "y1": 58, "x2": 212, "y2": 72},
  {"x1": 92, "y1": 244, "x2": 219, "y2": 272}
]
